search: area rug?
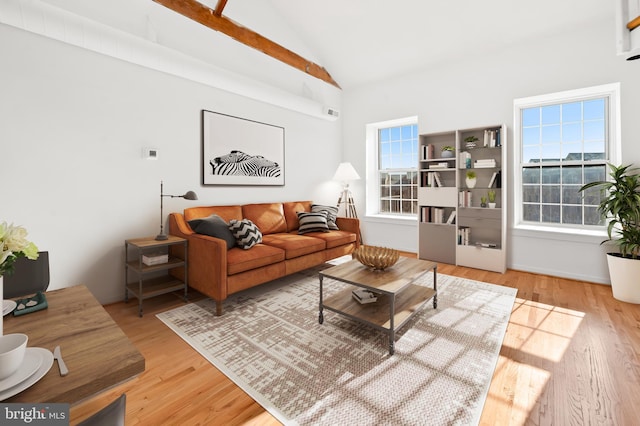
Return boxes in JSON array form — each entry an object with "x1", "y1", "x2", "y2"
[{"x1": 157, "y1": 261, "x2": 517, "y2": 425}]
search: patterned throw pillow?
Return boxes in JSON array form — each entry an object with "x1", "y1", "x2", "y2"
[
  {"x1": 297, "y1": 211, "x2": 330, "y2": 234},
  {"x1": 311, "y1": 204, "x2": 339, "y2": 230},
  {"x1": 228, "y1": 219, "x2": 262, "y2": 249}
]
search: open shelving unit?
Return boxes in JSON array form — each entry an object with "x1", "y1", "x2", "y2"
[{"x1": 418, "y1": 124, "x2": 507, "y2": 273}]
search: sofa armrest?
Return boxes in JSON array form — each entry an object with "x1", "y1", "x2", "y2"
[
  {"x1": 336, "y1": 217, "x2": 361, "y2": 248},
  {"x1": 169, "y1": 213, "x2": 228, "y2": 303}
]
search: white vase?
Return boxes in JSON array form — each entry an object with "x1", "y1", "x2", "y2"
[
  {"x1": 489, "y1": 203, "x2": 496, "y2": 208},
  {"x1": 606, "y1": 253, "x2": 640, "y2": 303},
  {"x1": 465, "y1": 177, "x2": 477, "y2": 189}
]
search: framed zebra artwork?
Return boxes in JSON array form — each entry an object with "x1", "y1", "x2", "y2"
[{"x1": 202, "y1": 110, "x2": 285, "y2": 186}]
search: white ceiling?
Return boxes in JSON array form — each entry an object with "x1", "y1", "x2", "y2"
[{"x1": 35, "y1": 0, "x2": 614, "y2": 90}]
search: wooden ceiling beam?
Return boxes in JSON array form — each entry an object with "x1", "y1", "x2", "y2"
[
  {"x1": 153, "y1": 0, "x2": 340, "y2": 88},
  {"x1": 213, "y1": 0, "x2": 227, "y2": 17}
]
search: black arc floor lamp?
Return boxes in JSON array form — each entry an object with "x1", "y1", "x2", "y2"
[{"x1": 156, "y1": 181, "x2": 198, "y2": 240}]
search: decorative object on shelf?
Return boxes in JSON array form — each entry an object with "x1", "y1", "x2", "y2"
[
  {"x1": 465, "y1": 170, "x2": 477, "y2": 189},
  {"x1": 480, "y1": 196, "x2": 487, "y2": 208},
  {"x1": 488, "y1": 190, "x2": 497, "y2": 208},
  {"x1": 464, "y1": 136, "x2": 478, "y2": 150},
  {"x1": 0, "y1": 222, "x2": 39, "y2": 335},
  {"x1": 352, "y1": 245, "x2": 399, "y2": 270},
  {"x1": 351, "y1": 288, "x2": 378, "y2": 304},
  {"x1": 333, "y1": 162, "x2": 361, "y2": 218},
  {"x1": 441, "y1": 146, "x2": 455, "y2": 158},
  {"x1": 156, "y1": 181, "x2": 198, "y2": 241},
  {"x1": 579, "y1": 163, "x2": 640, "y2": 303}
]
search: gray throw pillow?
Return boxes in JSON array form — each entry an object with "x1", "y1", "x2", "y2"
[{"x1": 189, "y1": 214, "x2": 236, "y2": 250}]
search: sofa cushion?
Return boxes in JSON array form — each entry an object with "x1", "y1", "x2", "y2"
[
  {"x1": 300, "y1": 229, "x2": 356, "y2": 249},
  {"x1": 228, "y1": 219, "x2": 262, "y2": 249},
  {"x1": 242, "y1": 203, "x2": 287, "y2": 235},
  {"x1": 188, "y1": 214, "x2": 236, "y2": 250},
  {"x1": 184, "y1": 205, "x2": 243, "y2": 223},
  {"x1": 283, "y1": 201, "x2": 312, "y2": 231},
  {"x1": 297, "y1": 211, "x2": 330, "y2": 234},
  {"x1": 226, "y1": 244, "x2": 285, "y2": 275},
  {"x1": 311, "y1": 204, "x2": 339, "y2": 230},
  {"x1": 262, "y1": 233, "x2": 326, "y2": 259}
]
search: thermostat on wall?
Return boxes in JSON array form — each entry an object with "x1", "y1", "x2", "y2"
[{"x1": 143, "y1": 147, "x2": 159, "y2": 160}]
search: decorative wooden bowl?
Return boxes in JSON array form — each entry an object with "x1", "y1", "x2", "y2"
[{"x1": 352, "y1": 245, "x2": 400, "y2": 270}]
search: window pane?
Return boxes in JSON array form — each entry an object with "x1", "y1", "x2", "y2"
[
  {"x1": 542, "y1": 204, "x2": 560, "y2": 223},
  {"x1": 523, "y1": 145, "x2": 540, "y2": 163},
  {"x1": 542, "y1": 185, "x2": 560, "y2": 203},
  {"x1": 584, "y1": 99, "x2": 605, "y2": 120},
  {"x1": 584, "y1": 206, "x2": 603, "y2": 225},
  {"x1": 541, "y1": 143, "x2": 561, "y2": 162},
  {"x1": 523, "y1": 108, "x2": 540, "y2": 126},
  {"x1": 584, "y1": 164, "x2": 606, "y2": 182},
  {"x1": 542, "y1": 125, "x2": 561, "y2": 143},
  {"x1": 523, "y1": 127, "x2": 540, "y2": 145},
  {"x1": 584, "y1": 120, "x2": 605, "y2": 141},
  {"x1": 523, "y1": 185, "x2": 540, "y2": 202},
  {"x1": 562, "y1": 102, "x2": 582, "y2": 122},
  {"x1": 562, "y1": 185, "x2": 582, "y2": 204},
  {"x1": 380, "y1": 128, "x2": 390, "y2": 142},
  {"x1": 562, "y1": 122, "x2": 581, "y2": 142},
  {"x1": 523, "y1": 167, "x2": 540, "y2": 184},
  {"x1": 390, "y1": 127, "x2": 401, "y2": 141},
  {"x1": 542, "y1": 167, "x2": 560, "y2": 184},
  {"x1": 562, "y1": 166, "x2": 582, "y2": 184},
  {"x1": 562, "y1": 143, "x2": 582, "y2": 161},
  {"x1": 584, "y1": 141, "x2": 605, "y2": 160},
  {"x1": 562, "y1": 206, "x2": 582, "y2": 224},
  {"x1": 542, "y1": 105, "x2": 561, "y2": 125},
  {"x1": 401, "y1": 125, "x2": 413, "y2": 139},
  {"x1": 523, "y1": 204, "x2": 540, "y2": 221}
]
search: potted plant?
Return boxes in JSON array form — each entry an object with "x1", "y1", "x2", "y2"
[
  {"x1": 579, "y1": 163, "x2": 640, "y2": 303},
  {"x1": 488, "y1": 190, "x2": 497, "y2": 208},
  {"x1": 480, "y1": 196, "x2": 487, "y2": 208},
  {"x1": 464, "y1": 136, "x2": 479, "y2": 149},
  {"x1": 441, "y1": 146, "x2": 455, "y2": 158},
  {"x1": 465, "y1": 170, "x2": 477, "y2": 189}
]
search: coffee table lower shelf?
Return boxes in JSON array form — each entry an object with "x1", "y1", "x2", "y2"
[{"x1": 319, "y1": 284, "x2": 436, "y2": 355}]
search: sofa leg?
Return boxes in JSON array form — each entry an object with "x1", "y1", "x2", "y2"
[{"x1": 215, "y1": 300, "x2": 223, "y2": 316}]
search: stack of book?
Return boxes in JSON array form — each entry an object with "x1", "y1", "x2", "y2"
[
  {"x1": 428, "y1": 162, "x2": 449, "y2": 169},
  {"x1": 142, "y1": 253, "x2": 168, "y2": 266},
  {"x1": 352, "y1": 289, "x2": 378, "y2": 304},
  {"x1": 474, "y1": 159, "x2": 496, "y2": 168}
]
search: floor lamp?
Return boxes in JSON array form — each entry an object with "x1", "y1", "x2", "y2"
[
  {"x1": 156, "y1": 181, "x2": 198, "y2": 240},
  {"x1": 333, "y1": 162, "x2": 360, "y2": 219}
]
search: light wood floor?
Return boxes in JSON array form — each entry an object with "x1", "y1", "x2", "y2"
[{"x1": 70, "y1": 260, "x2": 640, "y2": 425}]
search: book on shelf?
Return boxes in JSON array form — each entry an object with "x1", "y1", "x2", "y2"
[
  {"x1": 483, "y1": 129, "x2": 501, "y2": 147},
  {"x1": 459, "y1": 151, "x2": 472, "y2": 169},
  {"x1": 142, "y1": 253, "x2": 169, "y2": 266},
  {"x1": 474, "y1": 159, "x2": 496, "y2": 168},
  {"x1": 459, "y1": 190, "x2": 473, "y2": 208},
  {"x1": 488, "y1": 171, "x2": 498, "y2": 188},
  {"x1": 433, "y1": 172, "x2": 443, "y2": 187},
  {"x1": 446, "y1": 210, "x2": 456, "y2": 224},
  {"x1": 428, "y1": 163, "x2": 449, "y2": 169},
  {"x1": 352, "y1": 289, "x2": 378, "y2": 304},
  {"x1": 458, "y1": 227, "x2": 470, "y2": 245},
  {"x1": 476, "y1": 242, "x2": 497, "y2": 248},
  {"x1": 422, "y1": 144, "x2": 435, "y2": 160}
]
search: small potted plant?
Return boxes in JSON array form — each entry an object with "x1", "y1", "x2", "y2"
[
  {"x1": 579, "y1": 164, "x2": 640, "y2": 303},
  {"x1": 464, "y1": 136, "x2": 479, "y2": 150},
  {"x1": 441, "y1": 146, "x2": 455, "y2": 158},
  {"x1": 465, "y1": 170, "x2": 477, "y2": 189},
  {"x1": 488, "y1": 190, "x2": 497, "y2": 208},
  {"x1": 480, "y1": 196, "x2": 487, "y2": 208}
]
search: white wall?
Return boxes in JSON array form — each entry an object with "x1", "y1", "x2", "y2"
[
  {"x1": 0, "y1": 24, "x2": 343, "y2": 303},
  {"x1": 343, "y1": 17, "x2": 640, "y2": 284}
]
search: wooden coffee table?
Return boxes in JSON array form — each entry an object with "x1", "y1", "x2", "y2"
[{"x1": 318, "y1": 257, "x2": 437, "y2": 355}]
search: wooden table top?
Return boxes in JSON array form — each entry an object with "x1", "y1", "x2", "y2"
[
  {"x1": 320, "y1": 257, "x2": 437, "y2": 294},
  {"x1": 4, "y1": 285, "x2": 145, "y2": 405}
]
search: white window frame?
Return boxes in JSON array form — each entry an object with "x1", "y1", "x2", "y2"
[
  {"x1": 365, "y1": 116, "x2": 419, "y2": 222},
  {"x1": 513, "y1": 83, "x2": 621, "y2": 236}
]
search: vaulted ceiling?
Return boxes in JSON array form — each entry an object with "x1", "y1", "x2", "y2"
[{"x1": 33, "y1": 0, "x2": 613, "y2": 90}]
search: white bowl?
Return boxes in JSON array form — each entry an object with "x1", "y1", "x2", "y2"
[{"x1": 0, "y1": 333, "x2": 28, "y2": 380}]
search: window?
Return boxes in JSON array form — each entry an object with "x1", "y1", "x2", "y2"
[
  {"x1": 366, "y1": 118, "x2": 419, "y2": 218},
  {"x1": 514, "y1": 84, "x2": 621, "y2": 232}
]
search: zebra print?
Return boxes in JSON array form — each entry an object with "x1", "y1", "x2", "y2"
[{"x1": 210, "y1": 150, "x2": 281, "y2": 177}]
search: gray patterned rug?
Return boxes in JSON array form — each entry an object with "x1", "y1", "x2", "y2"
[{"x1": 157, "y1": 259, "x2": 516, "y2": 425}]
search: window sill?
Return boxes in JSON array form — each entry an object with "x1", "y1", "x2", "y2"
[
  {"x1": 363, "y1": 214, "x2": 417, "y2": 226},
  {"x1": 513, "y1": 223, "x2": 607, "y2": 243}
]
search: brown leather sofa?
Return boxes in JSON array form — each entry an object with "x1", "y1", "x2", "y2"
[{"x1": 169, "y1": 201, "x2": 360, "y2": 315}]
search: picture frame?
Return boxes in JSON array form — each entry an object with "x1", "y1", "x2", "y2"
[{"x1": 202, "y1": 110, "x2": 285, "y2": 186}]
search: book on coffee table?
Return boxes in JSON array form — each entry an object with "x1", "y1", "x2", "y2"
[{"x1": 352, "y1": 288, "x2": 378, "y2": 304}]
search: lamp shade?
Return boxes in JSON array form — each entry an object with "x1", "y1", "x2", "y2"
[
  {"x1": 333, "y1": 162, "x2": 360, "y2": 182},
  {"x1": 182, "y1": 191, "x2": 198, "y2": 200}
]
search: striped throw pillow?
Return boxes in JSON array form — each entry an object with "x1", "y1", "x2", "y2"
[
  {"x1": 228, "y1": 219, "x2": 262, "y2": 249},
  {"x1": 311, "y1": 204, "x2": 339, "y2": 230},
  {"x1": 297, "y1": 211, "x2": 330, "y2": 234}
]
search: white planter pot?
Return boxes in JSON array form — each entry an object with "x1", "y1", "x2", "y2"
[
  {"x1": 465, "y1": 178, "x2": 476, "y2": 189},
  {"x1": 488, "y1": 203, "x2": 496, "y2": 208},
  {"x1": 606, "y1": 253, "x2": 640, "y2": 304},
  {"x1": 441, "y1": 150, "x2": 454, "y2": 158}
]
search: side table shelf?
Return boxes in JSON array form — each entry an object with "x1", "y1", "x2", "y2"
[{"x1": 124, "y1": 235, "x2": 188, "y2": 317}]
